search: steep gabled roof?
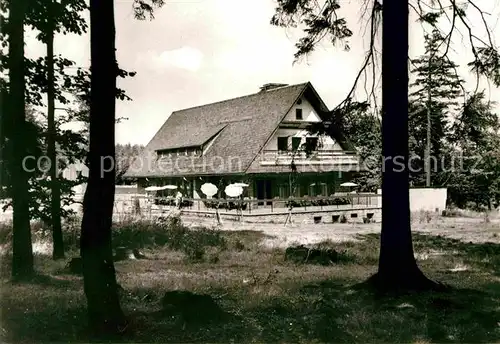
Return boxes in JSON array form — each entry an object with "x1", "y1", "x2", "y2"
[{"x1": 124, "y1": 82, "x2": 352, "y2": 178}]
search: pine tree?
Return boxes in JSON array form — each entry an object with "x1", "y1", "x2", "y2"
[
  {"x1": 409, "y1": 29, "x2": 463, "y2": 186},
  {"x1": 448, "y1": 92, "x2": 500, "y2": 209}
]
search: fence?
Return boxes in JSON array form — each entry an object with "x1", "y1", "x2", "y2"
[{"x1": 113, "y1": 193, "x2": 381, "y2": 219}]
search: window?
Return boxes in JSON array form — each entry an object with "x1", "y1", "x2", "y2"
[
  {"x1": 295, "y1": 108, "x2": 303, "y2": 120},
  {"x1": 306, "y1": 137, "x2": 319, "y2": 151},
  {"x1": 320, "y1": 183, "x2": 328, "y2": 196},
  {"x1": 292, "y1": 137, "x2": 301, "y2": 151},
  {"x1": 157, "y1": 146, "x2": 203, "y2": 158},
  {"x1": 297, "y1": 98, "x2": 302, "y2": 105},
  {"x1": 308, "y1": 183, "x2": 327, "y2": 197},
  {"x1": 309, "y1": 184, "x2": 316, "y2": 197},
  {"x1": 278, "y1": 185, "x2": 286, "y2": 198},
  {"x1": 277, "y1": 137, "x2": 289, "y2": 151},
  {"x1": 157, "y1": 151, "x2": 170, "y2": 160}
]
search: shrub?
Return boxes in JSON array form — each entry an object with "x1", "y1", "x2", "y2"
[
  {"x1": 183, "y1": 243, "x2": 206, "y2": 262},
  {"x1": 111, "y1": 216, "x2": 227, "y2": 261},
  {"x1": 442, "y1": 208, "x2": 460, "y2": 217},
  {"x1": 62, "y1": 216, "x2": 81, "y2": 249},
  {"x1": 234, "y1": 239, "x2": 245, "y2": 251},
  {"x1": 155, "y1": 198, "x2": 194, "y2": 208},
  {"x1": 207, "y1": 252, "x2": 220, "y2": 264},
  {"x1": 133, "y1": 198, "x2": 141, "y2": 215},
  {"x1": 0, "y1": 222, "x2": 12, "y2": 245},
  {"x1": 203, "y1": 199, "x2": 248, "y2": 211},
  {"x1": 285, "y1": 197, "x2": 351, "y2": 208},
  {"x1": 284, "y1": 244, "x2": 357, "y2": 265}
]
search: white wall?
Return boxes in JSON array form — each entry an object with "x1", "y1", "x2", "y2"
[
  {"x1": 265, "y1": 129, "x2": 342, "y2": 151},
  {"x1": 283, "y1": 96, "x2": 321, "y2": 122},
  {"x1": 376, "y1": 188, "x2": 448, "y2": 212},
  {"x1": 264, "y1": 94, "x2": 343, "y2": 151}
]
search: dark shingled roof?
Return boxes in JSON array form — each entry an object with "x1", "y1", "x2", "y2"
[
  {"x1": 124, "y1": 82, "x2": 359, "y2": 178},
  {"x1": 155, "y1": 123, "x2": 227, "y2": 151}
]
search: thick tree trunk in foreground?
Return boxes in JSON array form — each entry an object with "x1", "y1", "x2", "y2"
[
  {"x1": 80, "y1": 0, "x2": 126, "y2": 334},
  {"x1": 47, "y1": 2, "x2": 65, "y2": 260},
  {"x1": 370, "y1": 0, "x2": 436, "y2": 291},
  {"x1": 9, "y1": 0, "x2": 34, "y2": 279}
]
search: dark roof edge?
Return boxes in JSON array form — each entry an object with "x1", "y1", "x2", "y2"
[
  {"x1": 169, "y1": 82, "x2": 310, "y2": 115},
  {"x1": 125, "y1": 172, "x2": 246, "y2": 179}
]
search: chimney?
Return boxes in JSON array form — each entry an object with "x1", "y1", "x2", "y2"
[{"x1": 259, "y1": 83, "x2": 289, "y2": 92}]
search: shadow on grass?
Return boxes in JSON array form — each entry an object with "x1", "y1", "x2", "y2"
[
  {"x1": 359, "y1": 233, "x2": 500, "y2": 271},
  {"x1": 1, "y1": 307, "x2": 90, "y2": 344},
  {"x1": 3, "y1": 231, "x2": 500, "y2": 343},
  {"x1": 2, "y1": 272, "x2": 81, "y2": 289},
  {"x1": 410, "y1": 233, "x2": 500, "y2": 275},
  {"x1": 3, "y1": 279, "x2": 500, "y2": 343},
  {"x1": 25, "y1": 273, "x2": 80, "y2": 288},
  {"x1": 129, "y1": 293, "x2": 249, "y2": 343},
  {"x1": 117, "y1": 278, "x2": 500, "y2": 343},
  {"x1": 228, "y1": 280, "x2": 500, "y2": 343},
  {"x1": 287, "y1": 279, "x2": 500, "y2": 343},
  {"x1": 360, "y1": 232, "x2": 500, "y2": 254}
]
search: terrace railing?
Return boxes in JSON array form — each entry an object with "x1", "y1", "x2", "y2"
[
  {"x1": 259, "y1": 150, "x2": 360, "y2": 165},
  {"x1": 114, "y1": 193, "x2": 381, "y2": 218}
]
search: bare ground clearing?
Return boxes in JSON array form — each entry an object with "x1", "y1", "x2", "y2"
[{"x1": 181, "y1": 214, "x2": 500, "y2": 248}]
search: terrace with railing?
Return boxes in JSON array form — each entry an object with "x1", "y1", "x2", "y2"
[
  {"x1": 112, "y1": 193, "x2": 381, "y2": 219},
  {"x1": 259, "y1": 150, "x2": 360, "y2": 166}
]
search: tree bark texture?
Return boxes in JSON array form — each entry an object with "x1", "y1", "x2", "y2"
[
  {"x1": 9, "y1": 0, "x2": 34, "y2": 280},
  {"x1": 375, "y1": 0, "x2": 433, "y2": 290},
  {"x1": 80, "y1": 0, "x2": 126, "y2": 334}
]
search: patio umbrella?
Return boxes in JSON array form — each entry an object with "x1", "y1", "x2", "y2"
[
  {"x1": 340, "y1": 182, "x2": 358, "y2": 187},
  {"x1": 201, "y1": 183, "x2": 218, "y2": 197},
  {"x1": 225, "y1": 185, "x2": 243, "y2": 198},
  {"x1": 232, "y1": 183, "x2": 249, "y2": 187},
  {"x1": 145, "y1": 186, "x2": 166, "y2": 192}
]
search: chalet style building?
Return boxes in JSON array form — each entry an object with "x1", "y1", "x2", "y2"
[{"x1": 124, "y1": 82, "x2": 364, "y2": 202}]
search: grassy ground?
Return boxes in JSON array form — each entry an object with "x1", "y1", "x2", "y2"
[{"x1": 1, "y1": 216, "x2": 500, "y2": 343}]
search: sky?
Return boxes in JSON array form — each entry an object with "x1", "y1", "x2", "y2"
[{"x1": 25, "y1": 0, "x2": 500, "y2": 145}]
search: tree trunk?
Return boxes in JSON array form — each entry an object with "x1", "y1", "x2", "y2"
[
  {"x1": 425, "y1": 56, "x2": 432, "y2": 187},
  {"x1": 80, "y1": 0, "x2": 127, "y2": 334},
  {"x1": 47, "y1": 1, "x2": 65, "y2": 260},
  {"x1": 370, "y1": 0, "x2": 436, "y2": 291},
  {"x1": 9, "y1": 0, "x2": 34, "y2": 280}
]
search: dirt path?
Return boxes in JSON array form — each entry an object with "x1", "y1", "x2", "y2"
[{"x1": 181, "y1": 215, "x2": 500, "y2": 248}]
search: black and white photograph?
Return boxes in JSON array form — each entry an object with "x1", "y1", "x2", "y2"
[{"x1": 1, "y1": 0, "x2": 500, "y2": 342}]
